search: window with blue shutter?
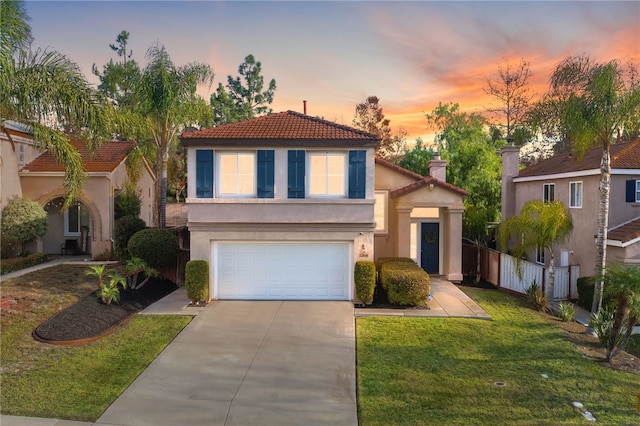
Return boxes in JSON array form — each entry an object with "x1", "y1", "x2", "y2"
[
  {"x1": 196, "y1": 150, "x2": 213, "y2": 198},
  {"x1": 288, "y1": 150, "x2": 305, "y2": 198},
  {"x1": 348, "y1": 150, "x2": 366, "y2": 199},
  {"x1": 257, "y1": 150, "x2": 275, "y2": 198},
  {"x1": 627, "y1": 179, "x2": 640, "y2": 202}
]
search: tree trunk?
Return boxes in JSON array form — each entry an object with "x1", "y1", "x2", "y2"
[
  {"x1": 159, "y1": 149, "x2": 169, "y2": 229},
  {"x1": 546, "y1": 250, "x2": 555, "y2": 301},
  {"x1": 591, "y1": 146, "x2": 611, "y2": 315}
]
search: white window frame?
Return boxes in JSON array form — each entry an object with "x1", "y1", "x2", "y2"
[
  {"x1": 64, "y1": 203, "x2": 90, "y2": 237},
  {"x1": 543, "y1": 183, "x2": 555, "y2": 202},
  {"x1": 374, "y1": 191, "x2": 388, "y2": 234},
  {"x1": 636, "y1": 180, "x2": 640, "y2": 202},
  {"x1": 569, "y1": 181, "x2": 582, "y2": 208},
  {"x1": 535, "y1": 246, "x2": 545, "y2": 265},
  {"x1": 18, "y1": 143, "x2": 25, "y2": 165},
  {"x1": 216, "y1": 152, "x2": 256, "y2": 198},
  {"x1": 307, "y1": 152, "x2": 347, "y2": 198}
]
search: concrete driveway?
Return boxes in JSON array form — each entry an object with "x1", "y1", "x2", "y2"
[{"x1": 96, "y1": 301, "x2": 356, "y2": 426}]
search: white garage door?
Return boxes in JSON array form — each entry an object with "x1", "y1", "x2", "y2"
[{"x1": 215, "y1": 242, "x2": 351, "y2": 300}]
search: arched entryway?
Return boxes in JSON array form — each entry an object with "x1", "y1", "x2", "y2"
[{"x1": 43, "y1": 197, "x2": 93, "y2": 255}]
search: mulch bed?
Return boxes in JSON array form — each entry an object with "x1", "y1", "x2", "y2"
[{"x1": 33, "y1": 277, "x2": 178, "y2": 344}]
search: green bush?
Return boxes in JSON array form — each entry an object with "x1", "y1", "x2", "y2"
[
  {"x1": 114, "y1": 215, "x2": 147, "y2": 262},
  {"x1": 355, "y1": 261, "x2": 376, "y2": 304},
  {"x1": 386, "y1": 269, "x2": 431, "y2": 307},
  {"x1": 0, "y1": 252, "x2": 48, "y2": 275},
  {"x1": 185, "y1": 260, "x2": 209, "y2": 303},
  {"x1": 576, "y1": 276, "x2": 595, "y2": 311},
  {"x1": 114, "y1": 189, "x2": 142, "y2": 221},
  {"x1": 525, "y1": 281, "x2": 548, "y2": 312},
  {"x1": 1, "y1": 196, "x2": 48, "y2": 255},
  {"x1": 128, "y1": 228, "x2": 179, "y2": 269},
  {"x1": 558, "y1": 301, "x2": 577, "y2": 322},
  {"x1": 379, "y1": 258, "x2": 421, "y2": 291}
]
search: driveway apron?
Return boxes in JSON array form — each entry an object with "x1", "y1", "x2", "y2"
[{"x1": 95, "y1": 301, "x2": 357, "y2": 426}]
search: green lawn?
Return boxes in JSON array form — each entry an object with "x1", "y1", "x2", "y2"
[
  {"x1": 1, "y1": 315, "x2": 191, "y2": 421},
  {"x1": 357, "y1": 288, "x2": 640, "y2": 426}
]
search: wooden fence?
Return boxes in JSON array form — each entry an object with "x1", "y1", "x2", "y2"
[{"x1": 462, "y1": 243, "x2": 579, "y2": 300}]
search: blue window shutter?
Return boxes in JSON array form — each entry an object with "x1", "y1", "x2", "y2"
[
  {"x1": 348, "y1": 150, "x2": 366, "y2": 199},
  {"x1": 288, "y1": 150, "x2": 305, "y2": 198},
  {"x1": 626, "y1": 179, "x2": 637, "y2": 202},
  {"x1": 196, "y1": 150, "x2": 213, "y2": 198},
  {"x1": 257, "y1": 150, "x2": 275, "y2": 198}
]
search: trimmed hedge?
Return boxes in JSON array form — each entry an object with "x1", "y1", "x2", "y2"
[
  {"x1": 355, "y1": 261, "x2": 376, "y2": 304},
  {"x1": 576, "y1": 276, "x2": 614, "y2": 311},
  {"x1": 114, "y1": 216, "x2": 147, "y2": 262},
  {"x1": 185, "y1": 260, "x2": 209, "y2": 303},
  {"x1": 0, "y1": 253, "x2": 48, "y2": 275},
  {"x1": 378, "y1": 257, "x2": 431, "y2": 307},
  {"x1": 127, "y1": 229, "x2": 179, "y2": 269}
]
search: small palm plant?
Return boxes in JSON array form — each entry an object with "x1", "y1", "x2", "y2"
[
  {"x1": 558, "y1": 301, "x2": 577, "y2": 322},
  {"x1": 125, "y1": 257, "x2": 158, "y2": 290},
  {"x1": 525, "y1": 281, "x2": 548, "y2": 312},
  {"x1": 98, "y1": 272, "x2": 127, "y2": 305},
  {"x1": 85, "y1": 264, "x2": 108, "y2": 290}
]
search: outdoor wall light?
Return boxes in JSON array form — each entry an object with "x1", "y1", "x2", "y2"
[{"x1": 360, "y1": 244, "x2": 368, "y2": 256}]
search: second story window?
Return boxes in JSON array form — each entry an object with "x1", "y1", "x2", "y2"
[
  {"x1": 543, "y1": 183, "x2": 555, "y2": 202},
  {"x1": 218, "y1": 152, "x2": 255, "y2": 197},
  {"x1": 569, "y1": 181, "x2": 582, "y2": 208},
  {"x1": 308, "y1": 152, "x2": 346, "y2": 197},
  {"x1": 627, "y1": 180, "x2": 640, "y2": 203}
]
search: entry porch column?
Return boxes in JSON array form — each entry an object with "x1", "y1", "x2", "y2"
[{"x1": 396, "y1": 206, "x2": 412, "y2": 258}]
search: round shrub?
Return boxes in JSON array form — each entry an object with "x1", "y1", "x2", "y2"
[
  {"x1": 185, "y1": 260, "x2": 209, "y2": 303},
  {"x1": 127, "y1": 228, "x2": 179, "y2": 269},
  {"x1": 1, "y1": 196, "x2": 48, "y2": 254},
  {"x1": 387, "y1": 270, "x2": 431, "y2": 307},
  {"x1": 354, "y1": 261, "x2": 376, "y2": 304},
  {"x1": 114, "y1": 215, "x2": 147, "y2": 262}
]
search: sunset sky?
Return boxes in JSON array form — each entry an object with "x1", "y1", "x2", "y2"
[{"x1": 25, "y1": 1, "x2": 640, "y2": 142}]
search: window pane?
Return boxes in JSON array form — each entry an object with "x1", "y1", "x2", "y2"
[
  {"x1": 219, "y1": 154, "x2": 237, "y2": 194},
  {"x1": 636, "y1": 181, "x2": 640, "y2": 202},
  {"x1": 237, "y1": 154, "x2": 255, "y2": 194},
  {"x1": 80, "y1": 204, "x2": 91, "y2": 228},
  {"x1": 309, "y1": 155, "x2": 327, "y2": 195},
  {"x1": 68, "y1": 205, "x2": 79, "y2": 233},
  {"x1": 309, "y1": 153, "x2": 345, "y2": 196}
]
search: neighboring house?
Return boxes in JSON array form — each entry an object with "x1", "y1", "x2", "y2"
[
  {"x1": 1, "y1": 124, "x2": 155, "y2": 257},
  {"x1": 501, "y1": 140, "x2": 640, "y2": 277},
  {"x1": 180, "y1": 111, "x2": 467, "y2": 301}
]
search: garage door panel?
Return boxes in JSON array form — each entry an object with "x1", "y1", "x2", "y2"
[{"x1": 215, "y1": 242, "x2": 350, "y2": 300}]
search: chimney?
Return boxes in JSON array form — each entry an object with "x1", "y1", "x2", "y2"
[
  {"x1": 501, "y1": 144, "x2": 520, "y2": 221},
  {"x1": 428, "y1": 152, "x2": 447, "y2": 182},
  {"x1": 303, "y1": 100, "x2": 307, "y2": 115}
]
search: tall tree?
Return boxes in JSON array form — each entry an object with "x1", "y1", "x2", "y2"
[
  {"x1": 498, "y1": 200, "x2": 574, "y2": 301},
  {"x1": 210, "y1": 54, "x2": 276, "y2": 125},
  {"x1": 136, "y1": 44, "x2": 214, "y2": 227},
  {"x1": 425, "y1": 102, "x2": 504, "y2": 276},
  {"x1": 542, "y1": 55, "x2": 640, "y2": 315},
  {"x1": 352, "y1": 95, "x2": 406, "y2": 158},
  {"x1": 484, "y1": 59, "x2": 535, "y2": 144},
  {"x1": 0, "y1": 0, "x2": 111, "y2": 207},
  {"x1": 92, "y1": 30, "x2": 141, "y2": 109},
  {"x1": 398, "y1": 138, "x2": 435, "y2": 176}
]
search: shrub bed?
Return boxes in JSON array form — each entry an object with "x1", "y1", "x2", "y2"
[
  {"x1": 0, "y1": 253, "x2": 48, "y2": 275},
  {"x1": 128, "y1": 229, "x2": 178, "y2": 269},
  {"x1": 378, "y1": 257, "x2": 430, "y2": 307},
  {"x1": 185, "y1": 260, "x2": 209, "y2": 303},
  {"x1": 114, "y1": 216, "x2": 146, "y2": 262}
]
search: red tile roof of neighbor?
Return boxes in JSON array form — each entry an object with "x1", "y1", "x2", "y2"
[
  {"x1": 375, "y1": 157, "x2": 468, "y2": 198},
  {"x1": 608, "y1": 217, "x2": 640, "y2": 244},
  {"x1": 180, "y1": 111, "x2": 380, "y2": 147},
  {"x1": 22, "y1": 141, "x2": 137, "y2": 173},
  {"x1": 518, "y1": 139, "x2": 640, "y2": 178}
]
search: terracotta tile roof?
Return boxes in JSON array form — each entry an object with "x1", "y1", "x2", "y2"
[
  {"x1": 518, "y1": 139, "x2": 640, "y2": 178},
  {"x1": 608, "y1": 217, "x2": 640, "y2": 244},
  {"x1": 180, "y1": 111, "x2": 380, "y2": 147},
  {"x1": 375, "y1": 158, "x2": 468, "y2": 198},
  {"x1": 22, "y1": 141, "x2": 136, "y2": 173}
]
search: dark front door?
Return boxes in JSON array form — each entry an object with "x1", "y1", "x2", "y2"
[{"x1": 421, "y1": 222, "x2": 439, "y2": 274}]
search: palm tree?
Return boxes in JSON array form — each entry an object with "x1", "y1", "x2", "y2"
[
  {"x1": 0, "y1": 0, "x2": 112, "y2": 207},
  {"x1": 136, "y1": 44, "x2": 213, "y2": 228},
  {"x1": 498, "y1": 200, "x2": 574, "y2": 301},
  {"x1": 599, "y1": 263, "x2": 640, "y2": 361},
  {"x1": 545, "y1": 55, "x2": 640, "y2": 314}
]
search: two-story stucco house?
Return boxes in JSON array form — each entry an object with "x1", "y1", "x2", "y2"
[
  {"x1": 1, "y1": 122, "x2": 155, "y2": 258},
  {"x1": 501, "y1": 139, "x2": 640, "y2": 277},
  {"x1": 180, "y1": 111, "x2": 466, "y2": 301}
]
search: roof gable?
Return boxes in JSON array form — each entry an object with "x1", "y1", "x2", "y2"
[
  {"x1": 375, "y1": 157, "x2": 467, "y2": 198},
  {"x1": 180, "y1": 110, "x2": 380, "y2": 147},
  {"x1": 23, "y1": 141, "x2": 137, "y2": 173},
  {"x1": 518, "y1": 139, "x2": 640, "y2": 178},
  {"x1": 608, "y1": 217, "x2": 640, "y2": 244}
]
